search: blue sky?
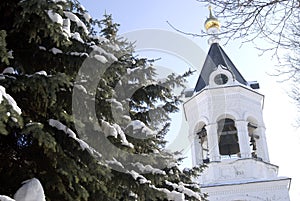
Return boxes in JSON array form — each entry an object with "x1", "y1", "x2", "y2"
[{"x1": 80, "y1": 1, "x2": 300, "y2": 200}]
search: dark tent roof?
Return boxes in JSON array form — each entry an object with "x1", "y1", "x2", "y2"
[{"x1": 194, "y1": 43, "x2": 248, "y2": 92}]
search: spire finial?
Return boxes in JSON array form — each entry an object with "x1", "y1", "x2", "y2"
[
  {"x1": 208, "y1": 5, "x2": 213, "y2": 18},
  {"x1": 204, "y1": 6, "x2": 220, "y2": 31},
  {"x1": 204, "y1": 5, "x2": 221, "y2": 44}
]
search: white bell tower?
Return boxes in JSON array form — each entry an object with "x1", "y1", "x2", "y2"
[{"x1": 183, "y1": 8, "x2": 291, "y2": 201}]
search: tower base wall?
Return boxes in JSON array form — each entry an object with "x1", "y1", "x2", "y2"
[{"x1": 202, "y1": 178, "x2": 291, "y2": 201}]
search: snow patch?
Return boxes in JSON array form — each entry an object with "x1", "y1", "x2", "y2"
[
  {"x1": 48, "y1": 119, "x2": 101, "y2": 156},
  {"x1": 11, "y1": 117, "x2": 18, "y2": 123},
  {"x1": 38, "y1": 46, "x2": 46, "y2": 51},
  {"x1": 90, "y1": 35, "x2": 109, "y2": 43},
  {"x1": 64, "y1": 11, "x2": 88, "y2": 34},
  {"x1": 100, "y1": 120, "x2": 134, "y2": 148},
  {"x1": 106, "y1": 158, "x2": 124, "y2": 169},
  {"x1": 35, "y1": 71, "x2": 47, "y2": 76},
  {"x1": 167, "y1": 191, "x2": 185, "y2": 201},
  {"x1": 105, "y1": 52, "x2": 118, "y2": 62},
  {"x1": 7, "y1": 50, "x2": 14, "y2": 59},
  {"x1": 107, "y1": 98, "x2": 123, "y2": 111},
  {"x1": 0, "y1": 85, "x2": 22, "y2": 115},
  {"x1": 91, "y1": 45, "x2": 118, "y2": 62},
  {"x1": 167, "y1": 162, "x2": 178, "y2": 169},
  {"x1": 69, "y1": 52, "x2": 88, "y2": 57},
  {"x1": 152, "y1": 149, "x2": 159, "y2": 154},
  {"x1": 56, "y1": 4, "x2": 63, "y2": 10},
  {"x1": 71, "y1": 32, "x2": 84, "y2": 43},
  {"x1": 79, "y1": 4, "x2": 86, "y2": 11},
  {"x1": 150, "y1": 185, "x2": 184, "y2": 201},
  {"x1": 83, "y1": 12, "x2": 91, "y2": 22},
  {"x1": 127, "y1": 120, "x2": 156, "y2": 136},
  {"x1": 2, "y1": 67, "x2": 16, "y2": 74},
  {"x1": 128, "y1": 170, "x2": 150, "y2": 184},
  {"x1": 14, "y1": 178, "x2": 46, "y2": 201},
  {"x1": 90, "y1": 45, "x2": 109, "y2": 56},
  {"x1": 122, "y1": 115, "x2": 131, "y2": 121},
  {"x1": 101, "y1": 120, "x2": 117, "y2": 138},
  {"x1": 165, "y1": 180, "x2": 201, "y2": 200},
  {"x1": 51, "y1": 0, "x2": 67, "y2": 3},
  {"x1": 62, "y1": 18, "x2": 71, "y2": 37},
  {"x1": 108, "y1": 43, "x2": 120, "y2": 51},
  {"x1": 49, "y1": 47, "x2": 63, "y2": 55},
  {"x1": 132, "y1": 162, "x2": 166, "y2": 175},
  {"x1": 94, "y1": 55, "x2": 108, "y2": 63},
  {"x1": 74, "y1": 84, "x2": 87, "y2": 94},
  {"x1": 129, "y1": 191, "x2": 138, "y2": 199},
  {"x1": 113, "y1": 123, "x2": 134, "y2": 148},
  {"x1": 0, "y1": 178, "x2": 47, "y2": 201},
  {"x1": 127, "y1": 67, "x2": 139, "y2": 74},
  {"x1": 0, "y1": 195, "x2": 15, "y2": 201},
  {"x1": 47, "y1": 10, "x2": 63, "y2": 26}
]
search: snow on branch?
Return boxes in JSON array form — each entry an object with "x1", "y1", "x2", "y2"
[
  {"x1": 49, "y1": 47, "x2": 63, "y2": 55},
  {"x1": 132, "y1": 162, "x2": 166, "y2": 175},
  {"x1": 150, "y1": 185, "x2": 185, "y2": 201},
  {"x1": 106, "y1": 98, "x2": 123, "y2": 111},
  {"x1": 0, "y1": 195, "x2": 15, "y2": 201},
  {"x1": 71, "y1": 32, "x2": 84, "y2": 43},
  {"x1": 50, "y1": 0, "x2": 67, "y2": 3},
  {"x1": 90, "y1": 45, "x2": 118, "y2": 62},
  {"x1": 0, "y1": 85, "x2": 22, "y2": 115},
  {"x1": 64, "y1": 11, "x2": 89, "y2": 34},
  {"x1": 126, "y1": 120, "x2": 156, "y2": 136},
  {"x1": 0, "y1": 178, "x2": 46, "y2": 201},
  {"x1": 128, "y1": 170, "x2": 151, "y2": 184},
  {"x1": 106, "y1": 157, "x2": 124, "y2": 169},
  {"x1": 165, "y1": 180, "x2": 201, "y2": 200},
  {"x1": 94, "y1": 55, "x2": 108, "y2": 63},
  {"x1": 47, "y1": 10, "x2": 63, "y2": 26},
  {"x1": 101, "y1": 120, "x2": 134, "y2": 148},
  {"x1": 48, "y1": 119, "x2": 102, "y2": 157},
  {"x1": 14, "y1": 178, "x2": 46, "y2": 201}
]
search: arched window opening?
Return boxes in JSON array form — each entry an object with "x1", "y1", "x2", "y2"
[
  {"x1": 248, "y1": 122, "x2": 259, "y2": 159},
  {"x1": 218, "y1": 118, "x2": 240, "y2": 158},
  {"x1": 196, "y1": 127, "x2": 209, "y2": 163}
]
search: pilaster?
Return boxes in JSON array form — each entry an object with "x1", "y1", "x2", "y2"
[
  {"x1": 206, "y1": 123, "x2": 220, "y2": 162},
  {"x1": 255, "y1": 126, "x2": 270, "y2": 162},
  {"x1": 235, "y1": 120, "x2": 251, "y2": 158}
]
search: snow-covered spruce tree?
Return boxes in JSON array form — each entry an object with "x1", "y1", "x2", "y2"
[{"x1": 0, "y1": 0, "x2": 206, "y2": 201}]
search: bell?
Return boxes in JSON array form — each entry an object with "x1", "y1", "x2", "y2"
[
  {"x1": 219, "y1": 132, "x2": 240, "y2": 155},
  {"x1": 250, "y1": 136, "x2": 257, "y2": 150},
  {"x1": 197, "y1": 127, "x2": 207, "y2": 139}
]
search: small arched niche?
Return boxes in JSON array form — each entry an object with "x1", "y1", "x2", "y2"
[{"x1": 217, "y1": 118, "x2": 240, "y2": 158}]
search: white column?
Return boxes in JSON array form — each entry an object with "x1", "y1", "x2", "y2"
[
  {"x1": 206, "y1": 123, "x2": 220, "y2": 162},
  {"x1": 255, "y1": 126, "x2": 270, "y2": 162},
  {"x1": 191, "y1": 136, "x2": 203, "y2": 166},
  {"x1": 235, "y1": 120, "x2": 251, "y2": 158}
]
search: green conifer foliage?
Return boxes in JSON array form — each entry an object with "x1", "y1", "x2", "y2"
[{"x1": 0, "y1": 0, "x2": 206, "y2": 200}]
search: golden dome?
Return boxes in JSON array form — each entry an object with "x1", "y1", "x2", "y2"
[{"x1": 204, "y1": 6, "x2": 220, "y2": 30}]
